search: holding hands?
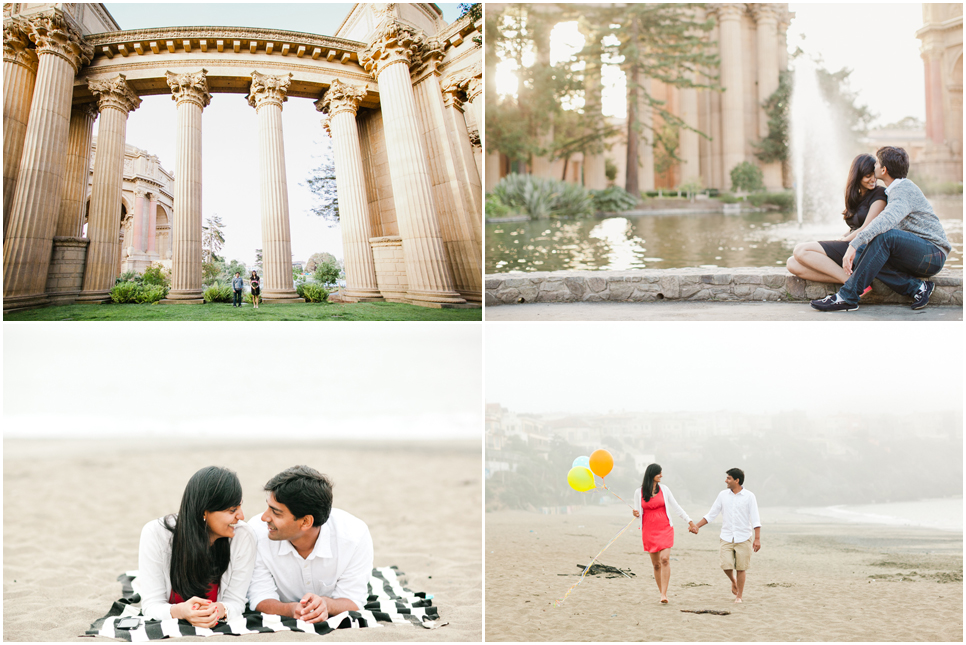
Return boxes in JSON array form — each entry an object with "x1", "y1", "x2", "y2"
[{"x1": 688, "y1": 521, "x2": 699, "y2": 535}]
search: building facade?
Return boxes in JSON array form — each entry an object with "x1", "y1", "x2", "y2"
[
  {"x1": 3, "y1": 2, "x2": 483, "y2": 312},
  {"x1": 916, "y1": 3, "x2": 963, "y2": 183}
]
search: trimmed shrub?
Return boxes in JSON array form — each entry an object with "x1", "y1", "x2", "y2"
[
  {"x1": 730, "y1": 161, "x2": 765, "y2": 193},
  {"x1": 110, "y1": 281, "x2": 139, "y2": 303},
  {"x1": 141, "y1": 263, "x2": 170, "y2": 286},
  {"x1": 485, "y1": 193, "x2": 513, "y2": 218},
  {"x1": 590, "y1": 186, "x2": 639, "y2": 212},
  {"x1": 747, "y1": 191, "x2": 794, "y2": 210},
  {"x1": 717, "y1": 192, "x2": 740, "y2": 204},
  {"x1": 203, "y1": 282, "x2": 233, "y2": 303},
  {"x1": 297, "y1": 282, "x2": 329, "y2": 303},
  {"x1": 116, "y1": 271, "x2": 142, "y2": 285}
]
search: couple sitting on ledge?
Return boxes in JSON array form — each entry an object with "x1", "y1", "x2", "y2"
[
  {"x1": 787, "y1": 146, "x2": 951, "y2": 311},
  {"x1": 138, "y1": 465, "x2": 371, "y2": 627}
]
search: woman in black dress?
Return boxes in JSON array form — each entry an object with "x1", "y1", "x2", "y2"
[
  {"x1": 249, "y1": 270, "x2": 261, "y2": 309},
  {"x1": 787, "y1": 153, "x2": 887, "y2": 285}
]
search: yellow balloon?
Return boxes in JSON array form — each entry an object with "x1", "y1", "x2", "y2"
[
  {"x1": 567, "y1": 466, "x2": 596, "y2": 492},
  {"x1": 589, "y1": 449, "x2": 614, "y2": 478}
]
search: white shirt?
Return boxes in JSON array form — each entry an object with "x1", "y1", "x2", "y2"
[
  {"x1": 247, "y1": 509, "x2": 374, "y2": 612},
  {"x1": 633, "y1": 484, "x2": 691, "y2": 531},
  {"x1": 137, "y1": 517, "x2": 256, "y2": 622},
  {"x1": 885, "y1": 177, "x2": 906, "y2": 195},
  {"x1": 703, "y1": 488, "x2": 761, "y2": 543}
]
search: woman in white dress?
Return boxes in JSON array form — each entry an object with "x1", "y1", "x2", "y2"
[{"x1": 138, "y1": 466, "x2": 256, "y2": 627}]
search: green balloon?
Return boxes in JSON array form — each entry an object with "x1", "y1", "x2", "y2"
[{"x1": 567, "y1": 466, "x2": 596, "y2": 492}]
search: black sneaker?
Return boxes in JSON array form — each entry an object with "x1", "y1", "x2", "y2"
[
  {"x1": 810, "y1": 294, "x2": 859, "y2": 312},
  {"x1": 911, "y1": 281, "x2": 935, "y2": 310}
]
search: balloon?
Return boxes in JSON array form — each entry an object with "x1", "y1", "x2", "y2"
[
  {"x1": 567, "y1": 467, "x2": 596, "y2": 492},
  {"x1": 589, "y1": 449, "x2": 614, "y2": 478},
  {"x1": 572, "y1": 456, "x2": 590, "y2": 470}
]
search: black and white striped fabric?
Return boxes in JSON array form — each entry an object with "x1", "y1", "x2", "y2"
[{"x1": 84, "y1": 566, "x2": 441, "y2": 640}]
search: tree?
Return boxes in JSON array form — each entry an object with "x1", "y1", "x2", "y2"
[
  {"x1": 254, "y1": 249, "x2": 263, "y2": 271},
  {"x1": 313, "y1": 258, "x2": 341, "y2": 285},
  {"x1": 306, "y1": 251, "x2": 338, "y2": 273},
  {"x1": 730, "y1": 161, "x2": 765, "y2": 193},
  {"x1": 220, "y1": 259, "x2": 248, "y2": 282},
  {"x1": 303, "y1": 145, "x2": 339, "y2": 223},
  {"x1": 580, "y1": 4, "x2": 720, "y2": 195},
  {"x1": 202, "y1": 215, "x2": 225, "y2": 264}
]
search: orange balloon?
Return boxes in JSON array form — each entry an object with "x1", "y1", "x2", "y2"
[{"x1": 589, "y1": 449, "x2": 614, "y2": 478}]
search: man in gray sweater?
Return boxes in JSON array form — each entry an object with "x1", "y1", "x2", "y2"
[
  {"x1": 232, "y1": 272, "x2": 244, "y2": 307},
  {"x1": 812, "y1": 146, "x2": 950, "y2": 311}
]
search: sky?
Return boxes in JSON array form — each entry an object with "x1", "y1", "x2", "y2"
[
  {"x1": 3, "y1": 323, "x2": 482, "y2": 440},
  {"x1": 98, "y1": 3, "x2": 462, "y2": 267},
  {"x1": 495, "y1": 3, "x2": 928, "y2": 126},
  {"x1": 485, "y1": 323, "x2": 964, "y2": 415}
]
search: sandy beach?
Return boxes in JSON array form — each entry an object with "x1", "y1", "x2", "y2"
[
  {"x1": 3, "y1": 438, "x2": 482, "y2": 642},
  {"x1": 485, "y1": 507, "x2": 962, "y2": 641}
]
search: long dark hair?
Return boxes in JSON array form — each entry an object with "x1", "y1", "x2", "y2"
[
  {"x1": 842, "y1": 153, "x2": 877, "y2": 220},
  {"x1": 641, "y1": 463, "x2": 662, "y2": 503},
  {"x1": 162, "y1": 466, "x2": 242, "y2": 600}
]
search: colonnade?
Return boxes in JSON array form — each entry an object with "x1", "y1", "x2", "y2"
[{"x1": 3, "y1": 8, "x2": 483, "y2": 312}]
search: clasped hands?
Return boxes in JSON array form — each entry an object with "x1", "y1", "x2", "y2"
[
  {"x1": 172, "y1": 598, "x2": 225, "y2": 628},
  {"x1": 291, "y1": 593, "x2": 330, "y2": 624},
  {"x1": 631, "y1": 510, "x2": 700, "y2": 535}
]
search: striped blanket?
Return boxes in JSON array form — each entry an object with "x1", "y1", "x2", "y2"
[{"x1": 84, "y1": 566, "x2": 442, "y2": 640}]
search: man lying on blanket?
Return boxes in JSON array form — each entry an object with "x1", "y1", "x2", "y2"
[{"x1": 246, "y1": 465, "x2": 374, "y2": 624}]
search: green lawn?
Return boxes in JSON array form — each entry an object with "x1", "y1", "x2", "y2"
[{"x1": 3, "y1": 301, "x2": 482, "y2": 322}]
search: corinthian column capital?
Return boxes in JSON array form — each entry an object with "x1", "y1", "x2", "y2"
[
  {"x1": 442, "y1": 62, "x2": 483, "y2": 106},
  {"x1": 166, "y1": 69, "x2": 211, "y2": 108},
  {"x1": 708, "y1": 3, "x2": 746, "y2": 22},
  {"x1": 315, "y1": 79, "x2": 368, "y2": 117},
  {"x1": 360, "y1": 19, "x2": 423, "y2": 80},
  {"x1": 23, "y1": 10, "x2": 92, "y2": 73},
  {"x1": 749, "y1": 3, "x2": 780, "y2": 24},
  {"x1": 4, "y1": 19, "x2": 39, "y2": 72},
  {"x1": 89, "y1": 73, "x2": 141, "y2": 115},
  {"x1": 248, "y1": 70, "x2": 292, "y2": 111},
  {"x1": 319, "y1": 114, "x2": 332, "y2": 137}
]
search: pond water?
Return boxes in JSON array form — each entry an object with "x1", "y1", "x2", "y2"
[{"x1": 485, "y1": 196, "x2": 963, "y2": 274}]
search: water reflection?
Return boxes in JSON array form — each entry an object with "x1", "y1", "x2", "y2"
[{"x1": 485, "y1": 197, "x2": 963, "y2": 273}]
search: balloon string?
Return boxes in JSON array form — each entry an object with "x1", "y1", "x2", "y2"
[
  {"x1": 553, "y1": 517, "x2": 637, "y2": 607},
  {"x1": 596, "y1": 479, "x2": 635, "y2": 511}
]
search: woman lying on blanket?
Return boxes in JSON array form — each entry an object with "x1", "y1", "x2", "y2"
[{"x1": 138, "y1": 466, "x2": 256, "y2": 627}]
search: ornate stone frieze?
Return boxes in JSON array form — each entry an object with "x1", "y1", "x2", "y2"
[
  {"x1": 77, "y1": 100, "x2": 100, "y2": 120},
  {"x1": 247, "y1": 70, "x2": 292, "y2": 110},
  {"x1": 442, "y1": 62, "x2": 482, "y2": 101},
  {"x1": 88, "y1": 73, "x2": 141, "y2": 114},
  {"x1": 23, "y1": 10, "x2": 92, "y2": 72},
  {"x1": 3, "y1": 19, "x2": 38, "y2": 71},
  {"x1": 360, "y1": 19, "x2": 423, "y2": 79},
  {"x1": 166, "y1": 69, "x2": 211, "y2": 108},
  {"x1": 315, "y1": 78, "x2": 367, "y2": 117}
]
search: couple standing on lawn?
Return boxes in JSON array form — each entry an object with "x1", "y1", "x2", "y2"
[{"x1": 231, "y1": 271, "x2": 261, "y2": 309}]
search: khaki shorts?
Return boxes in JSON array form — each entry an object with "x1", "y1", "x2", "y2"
[{"x1": 719, "y1": 538, "x2": 753, "y2": 571}]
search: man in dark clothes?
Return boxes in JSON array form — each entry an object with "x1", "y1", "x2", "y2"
[{"x1": 232, "y1": 272, "x2": 244, "y2": 307}]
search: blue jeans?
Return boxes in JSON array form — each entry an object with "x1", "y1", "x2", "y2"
[
  {"x1": 233, "y1": 290, "x2": 242, "y2": 306},
  {"x1": 839, "y1": 229, "x2": 946, "y2": 303}
]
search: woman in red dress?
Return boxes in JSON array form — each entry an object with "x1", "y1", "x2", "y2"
[{"x1": 632, "y1": 463, "x2": 696, "y2": 603}]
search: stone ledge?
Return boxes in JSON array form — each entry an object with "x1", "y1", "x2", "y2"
[{"x1": 485, "y1": 267, "x2": 964, "y2": 307}]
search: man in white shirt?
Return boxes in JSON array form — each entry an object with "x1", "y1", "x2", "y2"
[
  {"x1": 246, "y1": 466, "x2": 374, "y2": 623},
  {"x1": 692, "y1": 468, "x2": 761, "y2": 603}
]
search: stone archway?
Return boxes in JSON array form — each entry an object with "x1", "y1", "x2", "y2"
[{"x1": 2, "y1": 3, "x2": 483, "y2": 312}]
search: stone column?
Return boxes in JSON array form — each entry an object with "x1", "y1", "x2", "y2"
[
  {"x1": 3, "y1": 11, "x2": 92, "y2": 312},
  {"x1": 582, "y1": 53, "x2": 607, "y2": 190},
  {"x1": 248, "y1": 71, "x2": 302, "y2": 302},
  {"x1": 132, "y1": 186, "x2": 146, "y2": 252},
  {"x1": 316, "y1": 79, "x2": 381, "y2": 301},
  {"x1": 56, "y1": 103, "x2": 97, "y2": 238},
  {"x1": 639, "y1": 78, "x2": 655, "y2": 192},
  {"x1": 147, "y1": 193, "x2": 158, "y2": 254},
  {"x1": 361, "y1": 20, "x2": 464, "y2": 306},
  {"x1": 464, "y1": 73, "x2": 484, "y2": 183},
  {"x1": 77, "y1": 74, "x2": 141, "y2": 303},
  {"x1": 441, "y1": 66, "x2": 484, "y2": 216},
  {"x1": 3, "y1": 19, "x2": 39, "y2": 236},
  {"x1": 679, "y1": 82, "x2": 701, "y2": 185},
  {"x1": 712, "y1": 3, "x2": 746, "y2": 185},
  {"x1": 752, "y1": 4, "x2": 782, "y2": 190},
  {"x1": 162, "y1": 69, "x2": 209, "y2": 304}
]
